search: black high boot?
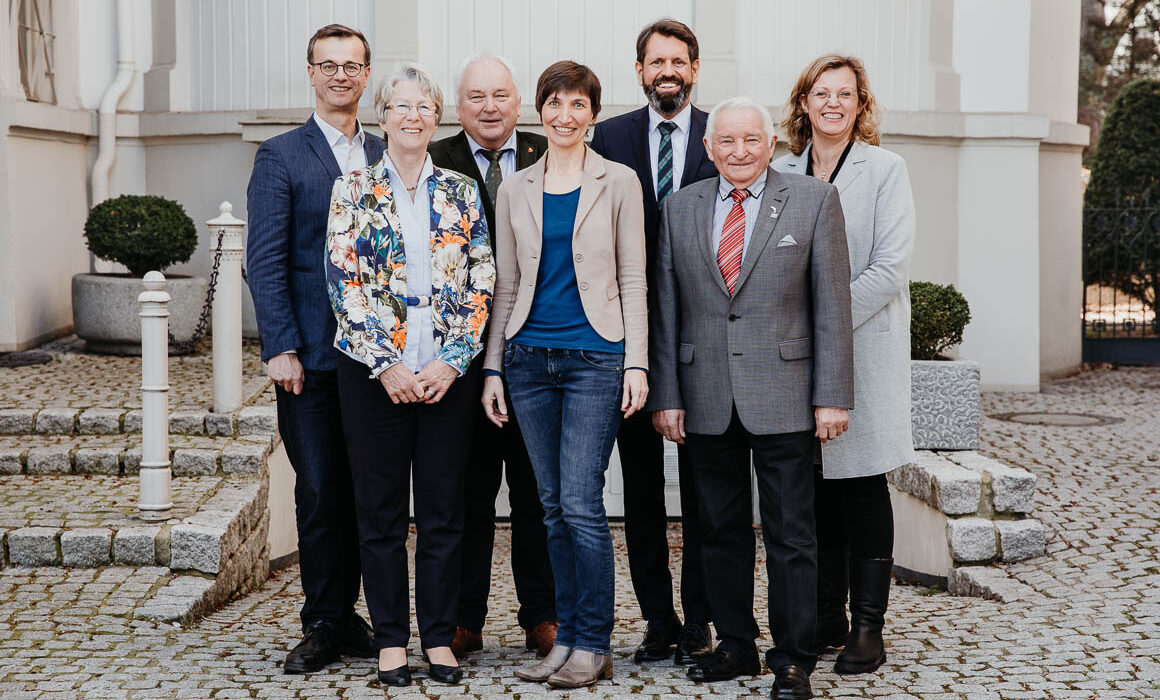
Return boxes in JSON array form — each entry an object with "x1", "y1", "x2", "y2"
[
  {"x1": 833, "y1": 557, "x2": 892, "y2": 674},
  {"x1": 813, "y1": 545, "x2": 849, "y2": 653}
]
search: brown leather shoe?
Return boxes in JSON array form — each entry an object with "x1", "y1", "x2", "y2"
[
  {"x1": 524, "y1": 620, "x2": 559, "y2": 657},
  {"x1": 450, "y1": 627, "x2": 482, "y2": 657}
]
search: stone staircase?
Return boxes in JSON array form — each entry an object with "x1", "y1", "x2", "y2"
[{"x1": 0, "y1": 403, "x2": 281, "y2": 623}]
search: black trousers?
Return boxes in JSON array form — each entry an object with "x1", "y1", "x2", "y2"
[
  {"x1": 336, "y1": 354, "x2": 475, "y2": 648},
  {"x1": 814, "y1": 471, "x2": 894, "y2": 559},
  {"x1": 616, "y1": 411, "x2": 710, "y2": 624},
  {"x1": 458, "y1": 360, "x2": 556, "y2": 633},
  {"x1": 685, "y1": 411, "x2": 818, "y2": 672},
  {"x1": 274, "y1": 369, "x2": 362, "y2": 631}
]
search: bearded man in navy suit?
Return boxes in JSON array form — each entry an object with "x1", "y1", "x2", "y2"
[
  {"x1": 246, "y1": 24, "x2": 383, "y2": 674},
  {"x1": 589, "y1": 18, "x2": 718, "y2": 665}
]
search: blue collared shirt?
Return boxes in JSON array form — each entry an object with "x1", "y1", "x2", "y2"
[{"x1": 710, "y1": 170, "x2": 768, "y2": 263}]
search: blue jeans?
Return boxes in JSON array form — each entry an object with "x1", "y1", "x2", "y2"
[{"x1": 503, "y1": 344, "x2": 624, "y2": 654}]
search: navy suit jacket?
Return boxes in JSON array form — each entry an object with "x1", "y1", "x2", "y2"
[
  {"x1": 246, "y1": 118, "x2": 386, "y2": 370},
  {"x1": 589, "y1": 105, "x2": 717, "y2": 285}
]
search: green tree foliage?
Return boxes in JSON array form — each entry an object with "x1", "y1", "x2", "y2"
[
  {"x1": 1083, "y1": 79, "x2": 1160, "y2": 310},
  {"x1": 84, "y1": 195, "x2": 198, "y2": 277},
  {"x1": 1080, "y1": 0, "x2": 1160, "y2": 158},
  {"x1": 910, "y1": 282, "x2": 971, "y2": 361}
]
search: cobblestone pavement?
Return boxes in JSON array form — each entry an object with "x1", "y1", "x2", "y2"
[
  {"x1": 0, "y1": 338, "x2": 272, "y2": 411},
  {"x1": 0, "y1": 366, "x2": 1158, "y2": 698}
]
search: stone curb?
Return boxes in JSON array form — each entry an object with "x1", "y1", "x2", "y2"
[
  {"x1": 170, "y1": 480, "x2": 268, "y2": 574},
  {"x1": 0, "y1": 407, "x2": 278, "y2": 438},
  {"x1": 0, "y1": 436, "x2": 275, "y2": 477},
  {"x1": 948, "y1": 566, "x2": 1041, "y2": 602},
  {"x1": 888, "y1": 452, "x2": 982, "y2": 515},
  {"x1": 943, "y1": 451, "x2": 1037, "y2": 514}
]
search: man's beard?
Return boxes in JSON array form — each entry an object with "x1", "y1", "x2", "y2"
[{"x1": 645, "y1": 78, "x2": 691, "y2": 117}]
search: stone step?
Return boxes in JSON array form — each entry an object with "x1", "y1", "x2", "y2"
[
  {"x1": 0, "y1": 405, "x2": 276, "y2": 437},
  {"x1": 0, "y1": 433, "x2": 275, "y2": 477}
]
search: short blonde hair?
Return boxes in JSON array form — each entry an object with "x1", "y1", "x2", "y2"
[
  {"x1": 373, "y1": 62, "x2": 444, "y2": 124},
  {"x1": 780, "y1": 54, "x2": 880, "y2": 156}
]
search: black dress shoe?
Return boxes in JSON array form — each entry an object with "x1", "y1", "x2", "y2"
[
  {"x1": 338, "y1": 612, "x2": 375, "y2": 658},
  {"x1": 674, "y1": 622, "x2": 712, "y2": 665},
  {"x1": 771, "y1": 664, "x2": 813, "y2": 699},
  {"x1": 687, "y1": 644, "x2": 761, "y2": 682},
  {"x1": 427, "y1": 662, "x2": 464, "y2": 684},
  {"x1": 377, "y1": 664, "x2": 411, "y2": 687},
  {"x1": 283, "y1": 620, "x2": 341, "y2": 674},
  {"x1": 633, "y1": 614, "x2": 683, "y2": 662}
]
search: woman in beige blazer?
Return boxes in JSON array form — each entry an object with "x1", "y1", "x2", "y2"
[
  {"x1": 481, "y1": 60, "x2": 648, "y2": 688},
  {"x1": 774, "y1": 54, "x2": 916, "y2": 677}
]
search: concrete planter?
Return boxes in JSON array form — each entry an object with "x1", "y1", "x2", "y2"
[
  {"x1": 911, "y1": 359, "x2": 981, "y2": 450},
  {"x1": 72, "y1": 273, "x2": 208, "y2": 355}
]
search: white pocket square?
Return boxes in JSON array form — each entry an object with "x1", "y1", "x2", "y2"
[{"x1": 777, "y1": 235, "x2": 797, "y2": 247}]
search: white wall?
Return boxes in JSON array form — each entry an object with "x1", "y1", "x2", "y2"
[{"x1": 953, "y1": 0, "x2": 1032, "y2": 113}]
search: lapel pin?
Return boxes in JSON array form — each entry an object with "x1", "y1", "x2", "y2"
[{"x1": 770, "y1": 205, "x2": 779, "y2": 219}]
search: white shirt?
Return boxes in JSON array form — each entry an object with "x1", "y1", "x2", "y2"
[
  {"x1": 466, "y1": 130, "x2": 518, "y2": 183},
  {"x1": 647, "y1": 104, "x2": 693, "y2": 198},
  {"x1": 313, "y1": 112, "x2": 367, "y2": 174},
  {"x1": 710, "y1": 170, "x2": 768, "y2": 262}
]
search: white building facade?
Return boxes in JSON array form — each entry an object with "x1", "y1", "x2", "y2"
[{"x1": 0, "y1": 0, "x2": 1086, "y2": 392}]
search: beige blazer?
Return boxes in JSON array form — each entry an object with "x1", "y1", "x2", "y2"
[{"x1": 484, "y1": 146, "x2": 649, "y2": 371}]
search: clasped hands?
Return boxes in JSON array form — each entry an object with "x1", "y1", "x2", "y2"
[{"x1": 378, "y1": 361, "x2": 458, "y2": 404}]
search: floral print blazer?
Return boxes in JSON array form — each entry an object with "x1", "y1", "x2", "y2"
[{"x1": 325, "y1": 159, "x2": 495, "y2": 377}]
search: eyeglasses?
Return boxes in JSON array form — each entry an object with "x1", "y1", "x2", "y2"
[
  {"x1": 809, "y1": 89, "x2": 857, "y2": 102},
  {"x1": 312, "y1": 61, "x2": 367, "y2": 77},
  {"x1": 386, "y1": 102, "x2": 437, "y2": 117}
]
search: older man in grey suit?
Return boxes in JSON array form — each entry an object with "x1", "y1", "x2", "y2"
[{"x1": 650, "y1": 97, "x2": 853, "y2": 700}]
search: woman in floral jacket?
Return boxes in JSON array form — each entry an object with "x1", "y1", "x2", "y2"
[{"x1": 325, "y1": 62, "x2": 494, "y2": 689}]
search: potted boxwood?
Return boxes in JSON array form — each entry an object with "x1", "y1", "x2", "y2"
[
  {"x1": 909, "y1": 281, "x2": 979, "y2": 450},
  {"x1": 72, "y1": 195, "x2": 208, "y2": 355}
]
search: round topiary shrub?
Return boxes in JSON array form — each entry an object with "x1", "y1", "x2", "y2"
[
  {"x1": 910, "y1": 281, "x2": 971, "y2": 360},
  {"x1": 84, "y1": 195, "x2": 198, "y2": 277}
]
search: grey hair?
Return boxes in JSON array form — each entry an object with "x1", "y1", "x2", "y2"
[
  {"x1": 454, "y1": 52, "x2": 521, "y2": 98},
  {"x1": 706, "y1": 97, "x2": 775, "y2": 141},
  {"x1": 373, "y1": 62, "x2": 444, "y2": 124}
]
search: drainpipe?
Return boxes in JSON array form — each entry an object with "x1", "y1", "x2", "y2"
[{"x1": 89, "y1": 0, "x2": 135, "y2": 267}]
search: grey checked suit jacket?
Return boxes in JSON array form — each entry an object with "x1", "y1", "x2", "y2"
[{"x1": 649, "y1": 166, "x2": 854, "y2": 436}]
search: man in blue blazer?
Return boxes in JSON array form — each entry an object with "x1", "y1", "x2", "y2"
[
  {"x1": 246, "y1": 24, "x2": 383, "y2": 674},
  {"x1": 589, "y1": 19, "x2": 718, "y2": 665}
]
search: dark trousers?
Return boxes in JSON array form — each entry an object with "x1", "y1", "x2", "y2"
[
  {"x1": 336, "y1": 354, "x2": 475, "y2": 648},
  {"x1": 685, "y1": 411, "x2": 818, "y2": 672},
  {"x1": 458, "y1": 361, "x2": 556, "y2": 633},
  {"x1": 274, "y1": 369, "x2": 362, "y2": 631},
  {"x1": 617, "y1": 412, "x2": 710, "y2": 624},
  {"x1": 814, "y1": 471, "x2": 894, "y2": 559}
]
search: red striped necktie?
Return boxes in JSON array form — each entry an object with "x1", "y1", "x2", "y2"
[{"x1": 717, "y1": 188, "x2": 749, "y2": 294}]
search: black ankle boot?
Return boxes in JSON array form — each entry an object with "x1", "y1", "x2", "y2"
[
  {"x1": 834, "y1": 557, "x2": 892, "y2": 674},
  {"x1": 814, "y1": 545, "x2": 849, "y2": 653}
]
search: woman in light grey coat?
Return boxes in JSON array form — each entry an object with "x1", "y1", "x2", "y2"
[{"x1": 773, "y1": 53, "x2": 915, "y2": 677}]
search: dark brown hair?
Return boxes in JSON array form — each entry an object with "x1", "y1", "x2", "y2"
[
  {"x1": 307, "y1": 24, "x2": 371, "y2": 65},
  {"x1": 780, "y1": 53, "x2": 881, "y2": 156},
  {"x1": 535, "y1": 61, "x2": 602, "y2": 118},
  {"x1": 635, "y1": 19, "x2": 699, "y2": 64}
]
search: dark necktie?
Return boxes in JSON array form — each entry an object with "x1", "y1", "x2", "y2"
[
  {"x1": 718, "y1": 188, "x2": 749, "y2": 295},
  {"x1": 656, "y1": 121, "x2": 678, "y2": 204},
  {"x1": 481, "y1": 149, "x2": 504, "y2": 203}
]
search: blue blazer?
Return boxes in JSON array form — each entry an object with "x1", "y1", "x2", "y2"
[
  {"x1": 246, "y1": 118, "x2": 386, "y2": 370},
  {"x1": 590, "y1": 105, "x2": 717, "y2": 274}
]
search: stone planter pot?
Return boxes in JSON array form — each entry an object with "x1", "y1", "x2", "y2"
[
  {"x1": 72, "y1": 273, "x2": 209, "y2": 355},
  {"x1": 910, "y1": 359, "x2": 981, "y2": 450}
]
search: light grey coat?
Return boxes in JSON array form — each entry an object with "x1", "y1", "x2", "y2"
[
  {"x1": 649, "y1": 166, "x2": 854, "y2": 436},
  {"x1": 774, "y1": 141, "x2": 916, "y2": 478}
]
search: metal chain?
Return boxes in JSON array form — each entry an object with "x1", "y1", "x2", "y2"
[{"x1": 168, "y1": 227, "x2": 247, "y2": 355}]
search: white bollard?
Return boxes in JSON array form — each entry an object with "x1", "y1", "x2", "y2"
[
  {"x1": 208, "y1": 201, "x2": 246, "y2": 414},
  {"x1": 139, "y1": 271, "x2": 173, "y2": 519}
]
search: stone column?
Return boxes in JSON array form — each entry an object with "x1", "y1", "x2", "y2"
[
  {"x1": 208, "y1": 202, "x2": 245, "y2": 414},
  {"x1": 139, "y1": 272, "x2": 173, "y2": 520}
]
